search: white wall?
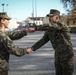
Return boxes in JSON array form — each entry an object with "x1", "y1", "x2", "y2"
[
  {"x1": 43, "y1": 17, "x2": 49, "y2": 24},
  {"x1": 8, "y1": 18, "x2": 19, "y2": 30}
]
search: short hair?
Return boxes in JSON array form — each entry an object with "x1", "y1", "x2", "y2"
[{"x1": 0, "y1": 17, "x2": 2, "y2": 22}]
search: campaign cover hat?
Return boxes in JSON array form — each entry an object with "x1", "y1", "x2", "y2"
[
  {"x1": 47, "y1": 9, "x2": 60, "y2": 17},
  {"x1": 0, "y1": 12, "x2": 11, "y2": 20}
]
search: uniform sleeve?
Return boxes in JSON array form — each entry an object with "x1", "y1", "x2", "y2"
[
  {"x1": 32, "y1": 31, "x2": 49, "y2": 51},
  {"x1": 1, "y1": 35, "x2": 26, "y2": 57},
  {"x1": 61, "y1": 24, "x2": 70, "y2": 32},
  {"x1": 61, "y1": 25, "x2": 70, "y2": 38},
  {"x1": 61, "y1": 25, "x2": 72, "y2": 46},
  {"x1": 5, "y1": 30, "x2": 27, "y2": 40}
]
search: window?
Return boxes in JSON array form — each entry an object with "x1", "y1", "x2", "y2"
[
  {"x1": 67, "y1": 21, "x2": 69, "y2": 26},
  {"x1": 73, "y1": 21, "x2": 75, "y2": 25}
]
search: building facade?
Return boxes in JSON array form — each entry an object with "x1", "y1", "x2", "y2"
[
  {"x1": 25, "y1": 17, "x2": 44, "y2": 26},
  {"x1": 66, "y1": 16, "x2": 76, "y2": 27},
  {"x1": 24, "y1": 14, "x2": 76, "y2": 27}
]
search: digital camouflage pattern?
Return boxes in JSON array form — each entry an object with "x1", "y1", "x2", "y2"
[
  {"x1": 0, "y1": 30, "x2": 27, "y2": 75},
  {"x1": 32, "y1": 22, "x2": 74, "y2": 75}
]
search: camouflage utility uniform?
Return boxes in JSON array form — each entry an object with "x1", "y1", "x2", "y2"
[
  {"x1": 32, "y1": 22, "x2": 74, "y2": 75},
  {"x1": 0, "y1": 30, "x2": 27, "y2": 75}
]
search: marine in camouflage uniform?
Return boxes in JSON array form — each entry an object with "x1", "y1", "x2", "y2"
[
  {"x1": 0, "y1": 30, "x2": 27, "y2": 75},
  {"x1": 0, "y1": 12, "x2": 27, "y2": 75},
  {"x1": 30, "y1": 9, "x2": 74, "y2": 75}
]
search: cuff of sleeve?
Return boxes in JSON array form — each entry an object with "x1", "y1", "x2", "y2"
[
  {"x1": 31, "y1": 47, "x2": 36, "y2": 51},
  {"x1": 23, "y1": 30, "x2": 27, "y2": 35}
]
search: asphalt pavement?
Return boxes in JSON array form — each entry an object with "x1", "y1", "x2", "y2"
[{"x1": 8, "y1": 31, "x2": 76, "y2": 75}]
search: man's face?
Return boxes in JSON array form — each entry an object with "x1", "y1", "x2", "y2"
[
  {"x1": 49, "y1": 15, "x2": 60, "y2": 23},
  {"x1": 1, "y1": 18, "x2": 10, "y2": 28}
]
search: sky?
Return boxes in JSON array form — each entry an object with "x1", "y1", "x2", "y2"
[{"x1": 0, "y1": 0, "x2": 67, "y2": 22}]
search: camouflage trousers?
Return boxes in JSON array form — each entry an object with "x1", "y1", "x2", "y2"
[
  {"x1": 55, "y1": 56, "x2": 74, "y2": 75},
  {"x1": 0, "y1": 71, "x2": 8, "y2": 75}
]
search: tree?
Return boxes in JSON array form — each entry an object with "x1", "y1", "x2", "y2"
[
  {"x1": 60, "y1": 0, "x2": 76, "y2": 17},
  {"x1": 60, "y1": 0, "x2": 76, "y2": 9}
]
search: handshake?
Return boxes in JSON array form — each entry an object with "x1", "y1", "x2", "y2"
[{"x1": 26, "y1": 47, "x2": 33, "y2": 54}]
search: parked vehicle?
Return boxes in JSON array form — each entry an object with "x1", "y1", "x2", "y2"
[
  {"x1": 27, "y1": 26, "x2": 36, "y2": 32},
  {"x1": 25, "y1": 23, "x2": 37, "y2": 32},
  {"x1": 15, "y1": 26, "x2": 26, "y2": 31},
  {"x1": 15, "y1": 23, "x2": 37, "y2": 32},
  {"x1": 69, "y1": 27, "x2": 76, "y2": 33}
]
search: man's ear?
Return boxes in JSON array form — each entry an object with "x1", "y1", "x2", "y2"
[
  {"x1": 56, "y1": 16, "x2": 59, "y2": 22},
  {"x1": 1, "y1": 19, "x2": 4, "y2": 23}
]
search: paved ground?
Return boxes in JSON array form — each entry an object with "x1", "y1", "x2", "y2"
[{"x1": 8, "y1": 31, "x2": 76, "y2": 75}]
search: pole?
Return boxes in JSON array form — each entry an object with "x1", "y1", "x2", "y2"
[
  {"x1": 32, "y1": 0, "x2": 34, "y2": 17},
  {"x1": 35, "y1": 0, "x2": 37, "y2": 25},
  {"x1": 2, "y1": 3, "x2": 5, "y2": 12},
  {"x1": 6, "y1": 4, "x2": 9, "y2": 13}
]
